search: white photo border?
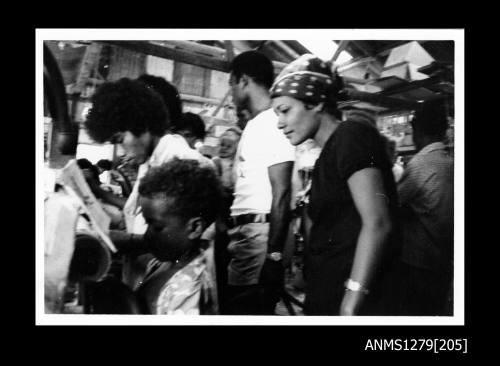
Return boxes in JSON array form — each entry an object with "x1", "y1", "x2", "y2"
[{"x1": 36, "y1": 28, "x2": 465, "y2": 326}]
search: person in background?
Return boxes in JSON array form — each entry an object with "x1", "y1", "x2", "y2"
[
  {"x1": 115, "y1": 155, "x2": 139, "y2": 195},
  {"x1": 211, "y1": 126, "x2": 242, "y2": 308},
  {"x1": 236, "y1": 105, "x2": 252, "y2": 131},
  {"x1": 84, "y1": 77, "x2": 212, "y2": 290},
  {"x1": 136, "y1": 75, "x2": 213, "y2": 166},
  {"x1": 137, "y1": 74, "x2": 183, "y2": 127},
  {"x1": 173, "y1": 112, "x2": 207, "y2": 150},
  {"x1": 224, "y1": 50, "x2": 295, "y2": 315},
  {"x1": 212, "y1": 127, "x2": 242, "y2": 192},
  {"x1": 393, "y1": 156, "x2": 404, "y2": 183},
  {"x1": 270, "y1": 54, "x2": 398, "y2": 315},
  {"x1": 395, "y1": 99, "x2": 454, "y2": 315},
  {"x1": 385, "y1": 138, "x2": 404, "y2": 183},
  {"x1": 96, "y1": 159, "x2": 113, "y2": 184},
  {"x1": 77, "y1": 158, "x2": 101, "y2": 186},
  {"x1": 76, "y1": 158, "x2": 125, "y2": 229},
  {"x1": 96, "y1": 159, "x2": 132, "y2": 197}
]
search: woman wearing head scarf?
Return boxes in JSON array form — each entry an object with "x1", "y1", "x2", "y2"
[{"x1": 270, "y1": 55, "x2": 399, "y2": 315}]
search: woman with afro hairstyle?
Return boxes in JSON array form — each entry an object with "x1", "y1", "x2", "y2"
[
  {"x1": 84, "y1": 77, "x2": 213, "y2": 290},
  {"x1": 136, "y1": 75, "x2": 211, "y2": 153}
]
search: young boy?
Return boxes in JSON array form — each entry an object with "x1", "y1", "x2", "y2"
[{"x1": 134, "y1": 158, "x2": 222, "y2": 314}]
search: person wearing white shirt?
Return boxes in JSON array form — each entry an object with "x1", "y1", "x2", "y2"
[
  {"x1": 84, "y1": 78, "x2": 213, "y2": 291},
  {"x1": 224, "y1": 51, "x2": 295, "y2": 315}
]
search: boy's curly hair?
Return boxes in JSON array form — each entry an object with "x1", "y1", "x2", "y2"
[
  {"x1": 84, "y1": 78, "x2": 169, "y2": 143},
  {"x1": 138, "y1": 158, "x2": 222, "y2": 226}
]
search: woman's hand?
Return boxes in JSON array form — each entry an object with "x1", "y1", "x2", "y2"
[{"x1": 339, "y1": 290, "x2": 366, "y2": 316}]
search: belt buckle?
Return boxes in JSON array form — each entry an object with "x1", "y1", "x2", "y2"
[{"x1": 252, "y1": 213, "x2": 267, "y2": 224}]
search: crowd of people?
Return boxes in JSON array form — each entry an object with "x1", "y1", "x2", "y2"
[{"x1": 71, "y1": 50, "x2": 454, "y2": 316}]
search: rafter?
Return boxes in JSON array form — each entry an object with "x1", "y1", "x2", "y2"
[
  {"x1": 272, "y1": 40, "x2": 301, "y2": 60},
  {"x1": 331, "y1": 40, "x2": 349, "y2": 62},
  {"x1": 344, "y1": 88, "x2": 419, "y2": 110},
  {"x1": 223, "y1": 41, "x2": 235, "y2": 61},
  {"x1": 72, "y1": 43, "x2": 102, "y2": 94},
  {"x1": 101, "y1": 41, "x2": 230, "y2": 72}
]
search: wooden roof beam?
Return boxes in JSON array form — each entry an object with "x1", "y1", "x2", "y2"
[
  {"x1": 72, "y1": 43, "x2": 102, "y2": 94},
  {"x1": 99, "y1": 41, "x2": 372, "y2": 87},
  {"x1": 344, "y1": 88, "x2": 419, "y2": 110},
  {"x1": 160, "y1": 40, "x2": 227, "y2": 59},
  {"x1": 331, "y1": 40, "x2": 349, "y2": 62},
  {"x1": 230, "y1": 40, "x2": 253, "y2": 53},
  {"x1": 101, "y1": 41, "x2": 230, "y2": 72},
  {"x1": 224, "y1": 41, "x2": 235, "y2": 61},
  {"x1": 337, "y1": 56, "x2": 376, "y2": 72},
  {"x1": 272, "y1": 40, "x2": 301, "y2": 60},
  {"x1": 377, "y1": 40, "x2": 429, "y2": 57},
  {"x1": 348, "y1": 41, "x2": 375, "y2": 57},
  {"x1": 380, "y1": 74, "x2": 451, "y2": 96}
]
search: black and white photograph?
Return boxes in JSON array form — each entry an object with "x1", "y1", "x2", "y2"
[{"x1": 37, "y1": 29, "x2": 464, "y2": 327}]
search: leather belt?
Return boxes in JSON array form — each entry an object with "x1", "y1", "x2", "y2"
[{"x1": 229, "y1": 213, "x2": 270, "y2": 228}]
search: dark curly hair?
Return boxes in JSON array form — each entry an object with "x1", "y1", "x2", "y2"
[
  {"x1": 84, "y1": 78, "x2": 169, "y2": 143},
  {"x1": 137, "y1": 74, "x2": 183, "y2": 127},
  {"x1": 77, "y1": 158, "x2": 100, "y2": 182},
  {"x1": 138, "y1": 158, "x2": 222, "y2": 226},
  {"x1": 173, "y1": 112, "x2": 207, "y2": 140}
]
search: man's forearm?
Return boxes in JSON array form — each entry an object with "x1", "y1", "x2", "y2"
[
  {"x1": 267, "y1": 161, "x2": 294, "y2": 253},
  {"x1": 267, "y1": 191, "x2": 291, "y2": 253},
  {"x1": 96, "y1": 188, "x2": 127, "y2": 209},
  {"x1": 111, "y1": 231, "x2": 150, "y2": 255}
]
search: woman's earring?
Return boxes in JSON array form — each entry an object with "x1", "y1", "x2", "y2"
[{"x1": 313, "y1": 102, "x2": 324, "y2": 113}]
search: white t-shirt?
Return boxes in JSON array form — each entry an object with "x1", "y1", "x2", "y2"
[
  {"x1": 230, "y1": 109, "x2": 295, "y2": 216},
  {"x1": 123, "y1": 133, "x2": 214, "y2": 234}
]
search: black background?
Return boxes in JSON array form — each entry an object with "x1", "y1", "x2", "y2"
[{"x1": 23, "y1": 7, "x2": 474, "y2": 361}]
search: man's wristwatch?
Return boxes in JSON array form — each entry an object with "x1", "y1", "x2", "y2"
[
  {"x1": 344, "y1": 278, "x2": 369, "y2": 295},
  {"x1": 266, "y1": 252, "x2": 283, "y2": 262}
]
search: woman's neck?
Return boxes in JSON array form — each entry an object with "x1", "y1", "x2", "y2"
[{"x1": 314, "y1": 114, "x2": 341, "y2": 148}]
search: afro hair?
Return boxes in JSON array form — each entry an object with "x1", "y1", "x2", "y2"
[
  {"x1": 137, "y1": 74, "x2": 183, "y2": 126},
  {"x1": 84, "y1": 78, "x2": 169, "y2": 143},
  {"x1": 138, "y1": 158, "x2": 222, "y2": 226}
]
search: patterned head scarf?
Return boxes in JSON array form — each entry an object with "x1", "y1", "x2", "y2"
[{"x1": 270, "y1": 54, "x2": 342, "y2": 105}]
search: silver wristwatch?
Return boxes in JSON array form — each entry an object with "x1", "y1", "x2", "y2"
[
  {"x1": 266, "y1": 252, "x2": 283, "y2": 262},
  {"x1": 344, "y1": 278, "x2": 369, "y2": 294}
]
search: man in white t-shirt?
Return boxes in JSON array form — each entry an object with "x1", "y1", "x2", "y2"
[{"x1": 224, "y1": 51, "x2": 295, "y2": 315}]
